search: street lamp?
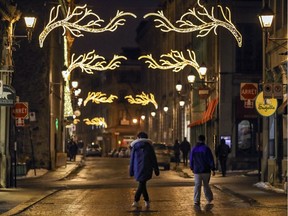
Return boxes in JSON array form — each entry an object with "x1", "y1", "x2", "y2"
[
  {"x1": 23, "y1": 14, "x2": 37, "y2": 43},
  {"x1": 71, "y1": 81, "x2": 79, "y2": 89},
  {"x1": 258, "y1": 2, "x2": 274, "y2": 182},
  {"x1": 179, "y1": 99, "x2": 185, "y2": 107},
  {"x1": 175, "y1": 81, "x2": 183, "y2": 93},
  {"x1": 258, "y1": 3, "x2": 274, "y2": 29},
  {"x1": 163, "y1": 105, "x2": 169, "y2": 113},
  {"x1": 187, "y1": 72, "x2": 196, "y2": 85},
  {"x1": 199, "y1": 63, "x2": 208, "y2": 79}
]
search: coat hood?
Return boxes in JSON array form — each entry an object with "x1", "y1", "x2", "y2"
[{"x1": 130, "y1": 138, "x2": 152, "y2": 148}]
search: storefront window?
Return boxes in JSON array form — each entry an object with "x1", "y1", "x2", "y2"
[{"x1": 237, "y1": 120, "x2": 256, "y2": 156}]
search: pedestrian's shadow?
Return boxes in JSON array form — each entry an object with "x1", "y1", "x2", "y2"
[{"x1": 194, "y1": 204, "x2": 214, "y2": 215}]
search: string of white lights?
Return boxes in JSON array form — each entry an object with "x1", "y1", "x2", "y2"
[
  {"x1": 125, "y1": 92, "x2": 158, "y2": 109},
  {"x1": 39, "y1": 4, "x2": 137, "y2": 47},
  {"x1": 144, "y1": 0, "x2": 242, "y2": 47},
  {"x1": 139, "y1": 49, "x2": 200, "y2": 73},
  {"x1": 68, "y1": 50, "x2": 127, "y2": 75}
]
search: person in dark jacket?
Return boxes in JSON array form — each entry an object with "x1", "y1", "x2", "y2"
[
  {"x1": 216, "y1": 138, "x2": 231, "y2": 177},
  {"x1": 68, "y1": 140, "x2": 78, "y2": 161},
  {"x1": 180, "y1": 137, "x2": 191, "y2": 166},
  {"x1": 173, "y1": 139, "x2": 181, "y2": 166},
  {"x1": 190, "y1": 135, "x2": 215, "y2": 206},
  {"x1": 129, "y1": 132, "x2": 160, "y2": 209}
]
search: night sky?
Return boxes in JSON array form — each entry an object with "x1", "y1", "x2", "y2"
[{"x1": 72, "y1": 0, "x2": 161, "y2": 57}]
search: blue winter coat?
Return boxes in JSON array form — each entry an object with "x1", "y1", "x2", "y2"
[
  {"x1": 189, "y1": 142, "x2": 215, "y2": 174},
  {"x1": 129, "y1": 138, "x2": 159, "y2": 181}
]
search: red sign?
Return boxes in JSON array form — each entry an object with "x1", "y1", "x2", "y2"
[
  {"x1": 15, "y1": 118, "x2": 25, "y2": 127},
  {"x1": 13, "y1": 102, "x2": 29, "y2": 119},
  {"x1": 240, "y1": 83, "x2": 258, "y2": 100}
]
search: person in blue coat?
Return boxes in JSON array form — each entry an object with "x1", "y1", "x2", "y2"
[
  {"x1": 129, "y1": 132, "x2": 160, "y2": 209},
  {"x1": 190, "y1": 135, "x2": 215, "y2": 206}
]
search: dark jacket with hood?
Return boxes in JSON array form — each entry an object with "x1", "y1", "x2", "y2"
[
  {"x1": 189, "y1": 141, "x2": 215, "y2": 174},
  {"x1": 129, "y1": 138, "x2": 159, "y2": 181}
]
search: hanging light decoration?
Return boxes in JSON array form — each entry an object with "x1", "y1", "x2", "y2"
[
  {"x1": 125, "y1": 92, "x2": 158, "y2": 109},
  {"x1": 143, "y1": 0, "x2": 242, "y2": 47},
  {"x1": 83, "y1": 117, "x2": 107, "y2": 128},
  {"x1": 39, "y1": 4, "x2": 136, "y2": 47},
  {"x1": 139, "y1": 49, "x2": 200, "y2": 73},
  {"x1": 67, "y1": 50, "x2": 127, "y2": 75},
  {"x1": 83, "y1": 92, "x2": 118, "y2": 106}
]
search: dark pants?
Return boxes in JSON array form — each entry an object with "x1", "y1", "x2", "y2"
[
  {"x1": 182, "y1": 152, "x2": 189, "y2": 166},
  {"x1": 175, "y1": 154, "x2": 180, "y2": 165},
  {"x1": 135, "y1": 181, "x2": 149, "y2": 202},
  {"x1": 219, "y1": 157, "x2": 227, "y2": 176}
]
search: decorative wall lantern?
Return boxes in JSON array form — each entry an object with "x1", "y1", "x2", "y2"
[
  {"x1": 24, "y1": 13, "x2": 37, "y2": 42},
  {"x1": 258, "y1": 3, "x2": 274, "y2": 29}
]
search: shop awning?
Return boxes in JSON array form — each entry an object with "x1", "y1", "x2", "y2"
[{"x1": 188, "y1": 98, "x2": 219, "y2": 128}]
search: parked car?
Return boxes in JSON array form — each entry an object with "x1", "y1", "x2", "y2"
[
  {"x1": 167, "y1": 145, "x2": 175, "y2": 162},
  {"x1": 152, "y1": 143, "x2": 170, "y2": 170},
  {"x1": 85, "y1": 143, "x2": 102, "y2": 157}
]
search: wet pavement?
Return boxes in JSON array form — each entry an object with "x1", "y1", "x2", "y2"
[{"x1": 0, "y1": 156, "x2": 286, "y2": 216}]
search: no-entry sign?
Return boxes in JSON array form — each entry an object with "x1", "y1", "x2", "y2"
[
  {"x1": 240, "y1": 83, "x2": 258, "y2": 100},
  {"x1": 13, "y1": 102, "x2": 29, "y2": 119}
]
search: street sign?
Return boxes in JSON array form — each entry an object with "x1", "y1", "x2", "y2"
[
  {"x1": 0, "y1": 84, "x2": 16, "y2": 106},
  {"x1": 198, "y1": 86, "x2": 210, "y2": 99},
  {"x1": 15, "y1": 118, "x2": 25, "y2": 127},
  {"x1": 13, "y1": 102, "x2": 29, "y2": 119},
  {"x1": 255, "y1": 91, "x2": 278, "y2": 117},
  {"x1": 263, "y1": 83, "x2": 283, "y2": 99},
  {"x1": 240, "y1": 83, "x2": 258, "y2": 100}
]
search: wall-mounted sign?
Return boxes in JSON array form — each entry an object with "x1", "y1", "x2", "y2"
[
  {"x1": 263, "y1": 83, "x2": 283, "y2": 99},
  {"x1": 255, "y1": 91, "x2": 278, "y2": 117},
  {"x1": 12, "y1": 102, "x2": 29, "y2": 119},
  {"x1": 198, "y1": 86, "x2": 210, "y2": 99},
  {"x1": 0, "y1": 84, "x2": 16, "y2": 106},
  {"x1": 240, "y1": 83, "x2": 258, "y2": 101}
]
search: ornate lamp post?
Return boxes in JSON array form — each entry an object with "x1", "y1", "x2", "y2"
[{"x1": 258, "y1": 2, "x2": 274, "y2": 182}]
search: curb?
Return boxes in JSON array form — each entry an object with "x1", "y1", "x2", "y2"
[
  {"x1": 213, "y1": 184, "x2": 260, "y2": 206},
  {"x1": 1, "y1": 189, "x2": 59, "y2": 216},
  {"x1": 1, "y1": 157, "x2": 84, "y2": 215}
]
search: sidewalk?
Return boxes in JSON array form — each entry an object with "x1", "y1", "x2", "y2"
[
  {"x1": 174, "y1": 163, "x2": 287, "y2": 207},
  {"x1": 0, "y1": 155, "x2": 83, "y2": 215}
]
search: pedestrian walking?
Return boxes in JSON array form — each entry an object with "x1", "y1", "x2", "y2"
[
  {"x1": 173, "y1": 139, "x2": 181, "y2": 166},
  {"x1": 68, "y1": 140, "x2": 78, "y2": 161},
  {"x1": 216, "y1": 138, "x2": 231, "y2": 177},
  {"x1": 180, "y1": 137, "x2": 191, "y2": 166},
  {"x1": 129, "y1": 132, "x2": 160, "y2": 209},
  {"x1": 190, "y1": 135, "x2": 215, "y2": 206}
]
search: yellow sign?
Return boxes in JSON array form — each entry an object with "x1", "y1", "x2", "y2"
[{"x1": 255, "y1": 91, "x2": 278, "y2": 117}]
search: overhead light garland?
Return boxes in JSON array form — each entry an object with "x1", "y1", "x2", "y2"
[
  {"x1": 139, "y1": 49, "x2": 199, "y2": 73},
  {"x1": 83, "y1": 91, "x2": 118, "y2": 106},
  {"x1": 125, "y1": 92, "x2": 158, "y2": 109},
  {"x1": 83, "y1": 117, "x2": 107, "y2": 128},
  {"x1": 144, "y1": 0, "x2": 242, "y2": 47},
  {"x1": 67, "y1": 50, "x2": 127, "y2": 75},
  {"x1": 39, "y1": 4, "x2": 137, "y2": 47}
]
